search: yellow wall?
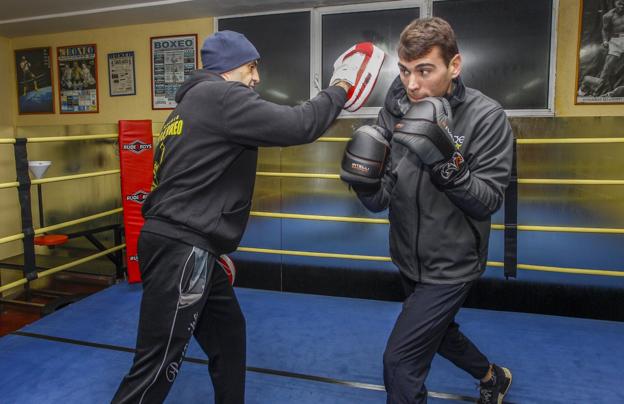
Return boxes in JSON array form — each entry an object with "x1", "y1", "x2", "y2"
[
  {"x1": 11, "y1": 17, "x2": 214, "y2": 127},
  {"x1": 0, "y1": 36, "x2": 21, "y2": 262},
  {"x1": 0, "y1": 36, "x2": 14, "y2": 132},
  {"x1": 555, "y1": 0, "x2": 622, "y2": 116},
  {"x1": 7, "y1": 1, "x2": 621, "y2": 123}
]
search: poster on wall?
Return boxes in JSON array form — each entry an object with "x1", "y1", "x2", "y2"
[
  {"x1": 576, "y1": 0, "x2": 624, "y2": 104},
  {"x1": 108, "y1": 51, "x2": 136, "y2": 97},
  {"x1": 150, "y1": 34, "x2": 198, "y2": 109},
  {"x1": 14, "y1": 47, "x2": 55, "y2": 114},
  {"x1": 57, "y1": 44, "x2": 99, "y2": 113}
]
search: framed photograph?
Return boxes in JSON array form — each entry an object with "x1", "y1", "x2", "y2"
[
  {"x1": 108, "y1": 51, "x2": 136, "y2": 96},
  {"x1": 150, "y1": 34, "x2": 198, "y2": 109},
  {"x1": 15, "y1": 47, "x2": 55, "y2": 114},
  {"x1": 57, "y1": 44, "x2": 99, "y2": 113},
  {"x1": 576, "y1": 0, "x2": 624, "y2": 104}
]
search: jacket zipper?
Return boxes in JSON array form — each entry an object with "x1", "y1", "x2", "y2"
[{"x1": 414, "y1": 167, "x2": 424, "y2": 282}]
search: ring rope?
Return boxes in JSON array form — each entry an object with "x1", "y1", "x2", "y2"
[
  {"x1": 2, "y1": 135, "x2": 621, "y2": 145},
  {"x1": 1, "y1": 171, "x2": 620, "y2": 195},
  {"x1": 517, "y1": 137, "x2": 624, "y2": 144},
  {"x1": 250, "y1": 211, "x2": 388, "y2": 224},
  {"x1": 0, "y1": 244, "x2": 126, "y2": 294},
  {"x1": 0, "y1": 208, "x2": 123, "y2": 245},
  {"x1": 317, "y1": 137, "x2": 624, "y2": 144},
  {"x1": 490, "y1": 223, "x2": 624, "y2": 234},
  {"x1": 248, "y1": 211, "x2": 624, "y2": 234},
  {"x1": 256, "y1": 171, "x2": 624, "y2": 185},
  {"x1": 0, "y1": 134, "x2": 118, "y2": 144},
  {"x1": 0, "y1": 169, "x2": 120, "y2": 189},
  {"x1": 237, "y1": 246, "x2": 391, "y2": 261},
  {"x1": 257, "y1": 172, "x2": 341, "y2": 179},
  {"x1": 519, "y1": 179, "x2": 624, "y2": 185},
  {"x1": 236, "y1": 246, "x2": 624, "y2": 277}
]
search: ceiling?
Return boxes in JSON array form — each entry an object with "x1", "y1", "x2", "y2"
[{"x1": 0, "y1": 0, "x2": 385, "y2": 38}]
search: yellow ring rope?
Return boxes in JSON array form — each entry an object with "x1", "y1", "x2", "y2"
[
  {"x1": 0, "y1": 169, "x2": 120, "y2": 189},
  {"x1": 2, "y1": 135, "x2": 623, "y2": 145},
  {"x1": 250, "y1": 211, "x2": 624, "y2": 234},
  {"x1": 256, "y1": 171, "x2": 624, "y2": 185},
  {"x1": 235, "y1": 247, "x2": 624, "y2": 277},
  {"x1": 318, "y1": 137, "x2": 624, "y2": 144},
  {"x1": 0, "y1": 134, "x2": 118, "y2": 144},
  {"x1": 0, "y1": 244, "x2": 126, "y2": 294},
  {"x1": 0, "y1": 208, "x2": 123, "y2": 245}
]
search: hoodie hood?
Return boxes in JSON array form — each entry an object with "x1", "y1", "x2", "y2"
[
  {"x1": 175, "y1": 69, "x2": 224, "y2": 103},
  {"x1": 383, "y1": 75, "x2": 467, "y2": 118}
]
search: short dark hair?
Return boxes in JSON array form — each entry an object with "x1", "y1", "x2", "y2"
[{"x1": 398, "y1": 17, "x2": 459, "y2": 65}]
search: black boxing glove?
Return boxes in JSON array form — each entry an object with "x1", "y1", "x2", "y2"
[
  {"x1": 340, "y1": 125, "x2": 390, "y2": 193},
  {"x1": 392, "y1": 96, "x2": 469, "y2": 189}
]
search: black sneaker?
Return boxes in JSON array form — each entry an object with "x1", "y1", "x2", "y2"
[{"x1": 477, "y1": 364, "x2": 512, "y2": 404}]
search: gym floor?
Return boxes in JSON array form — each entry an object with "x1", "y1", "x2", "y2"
[{"x1": 2, "y1": 283, "x2": 623, "y2": 403}]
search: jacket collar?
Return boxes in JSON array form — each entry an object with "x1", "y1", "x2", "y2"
[{"x1": 384, "y1": 75, "x2": 466, "y2": 118}]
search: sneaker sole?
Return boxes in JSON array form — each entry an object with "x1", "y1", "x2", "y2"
[{"x1": 498, "y1": 367, "x2": 513, "y2": 404}]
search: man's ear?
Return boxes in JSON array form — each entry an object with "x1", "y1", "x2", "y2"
[{"x1": 449, "y1": 54, "x2": 462, "y2": 79}]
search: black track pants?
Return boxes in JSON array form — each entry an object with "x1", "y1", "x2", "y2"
[
  {"x1": 383, "y1": 276, "x2": 490, "y2": 404},
  {"x1": 112, "y1": 231, "x2": 246, "y2": 404}
]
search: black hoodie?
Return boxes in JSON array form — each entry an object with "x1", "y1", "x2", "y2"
[
  {"x1": 142, "y1": 70, "x2": 346, "y2": 254},
  {"x1": 357, "y1": 76, "x2": 514, "y2": 284}
]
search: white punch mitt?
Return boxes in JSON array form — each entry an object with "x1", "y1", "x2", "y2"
[{"x1": 330, "y1": 42, "x2": 385, "y2": 112}]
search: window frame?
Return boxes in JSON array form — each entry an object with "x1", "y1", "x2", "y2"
[
  {"x1": 215, "y1": 0, "x2": 558, "y2": 118},
  {"x1": 314, "y1": 0, "x2": 427, "y2": 118},
  {"x1": 431, "y1": 0, "x2": 558, "y2": 117},
  {"x1": 214, "y1": 8, "x2": 314, "y2": 107}
]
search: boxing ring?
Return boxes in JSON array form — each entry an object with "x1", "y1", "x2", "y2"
[
  {"x1": 2, "y1": 283, "x2": 624, "y2": 403},
  {"x1": 1, "y1": 121, "x2": 624, "y2": 402}
]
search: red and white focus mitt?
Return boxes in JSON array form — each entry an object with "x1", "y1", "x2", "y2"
[
  {"x1": 329, "y1": 42, "x2": 385, "y2": 112},
  {"x1": 218, "y1": 254, "x2": 236, "y2": 285}
]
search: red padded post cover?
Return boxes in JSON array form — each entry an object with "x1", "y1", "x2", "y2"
[{"x1": 118, "y1": 120, "x2": 153, "y2": 283}]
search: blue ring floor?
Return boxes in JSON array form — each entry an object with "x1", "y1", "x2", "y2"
[{"x1": 1, "y1": 283, "x2": 623, "y2": 403}]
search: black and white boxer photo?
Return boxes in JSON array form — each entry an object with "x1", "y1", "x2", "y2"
[{"x1": 341, "y1": 17, "x2": 514, "y2": 404}]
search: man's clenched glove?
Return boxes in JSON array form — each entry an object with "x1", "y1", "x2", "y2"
[
  {"x1": 340, "y1": 125, "x2": 391, "y2": 193},
  {"x1": 392, "y1": 96, "x2": 469, "y2": 189}
]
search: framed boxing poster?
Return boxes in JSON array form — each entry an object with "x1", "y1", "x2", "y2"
[
  {"x1": 57, "y1": 44, "x2": 99, "y2": 113},
  {"x1": 576, "y1": 0, "x2": 624, "y2": 104},
  {"x1": 108, "y1": 51, "x2": 136, "y2": 97},
  {"x1": 14, "y1": 47, "x2": 55, "y2": 114},
  {"x1": 150, "y1": 34, "x2": 198, "y2": 109}
]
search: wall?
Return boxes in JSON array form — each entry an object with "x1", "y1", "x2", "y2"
[
  {"x1": 1, "y1": 17, "x2": 214, "y2": 289},
  {"x1": 8, "y1": 1, "x2": 621, "y2": 123},
  {"x1": 11, "y1": 17, "x2": 214, "y2": 127},
  {"x1": 0, "y1": 35, "x2": 20, "y2": 262},
  {"x1": 0, "y1": 35, "x2": 22, "y2": 293}
]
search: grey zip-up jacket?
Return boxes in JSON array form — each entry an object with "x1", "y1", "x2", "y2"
[
  {"x1": 357, "y1": 76, "x2": 513, "y2": 284},
  {"x1": 142, "y1": 70, "x2": 346, "y2": 254}
]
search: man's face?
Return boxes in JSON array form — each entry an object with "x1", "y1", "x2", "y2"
[
  {"x1": 221, "y1": 61, "x2": 260, "y2": 89},
  {"x1": 616, "y1": 1, "x2": 624, "y2": 13},
  {"x1": 398, "y1": 46, "x2": 461, "y2": 103}
]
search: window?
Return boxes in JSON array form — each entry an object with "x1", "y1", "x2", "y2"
[
  {"x1": 320, "y1": 6, "x2": 420, "y2": 113},
  {"x1": 217, "y1": 0, "x2": 555, "y2": 115},
  {"x1": 433, "y1": 0, "x2": 554, "y2": 112},
  {"x1": 218, "y1": 12, "x2": 311, "y2": 106}
]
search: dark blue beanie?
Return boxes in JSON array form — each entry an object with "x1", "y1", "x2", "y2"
[{"x1": 201, "y1": 31, "x2": 260, "y2": 73}]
